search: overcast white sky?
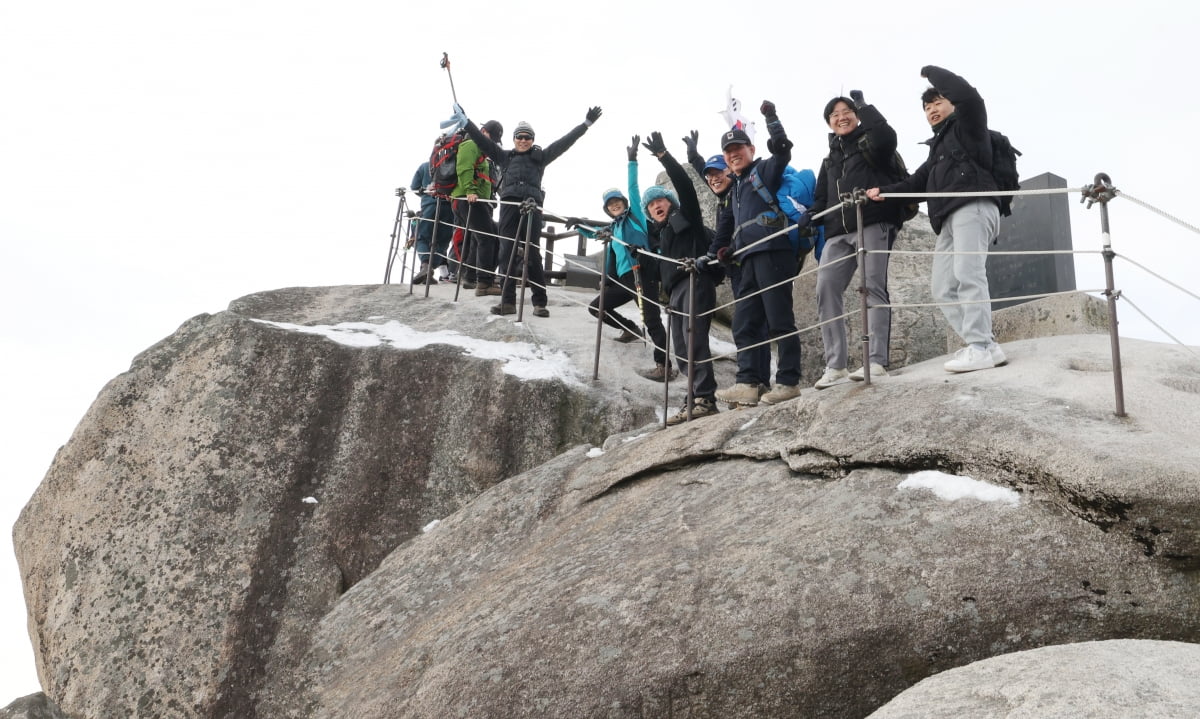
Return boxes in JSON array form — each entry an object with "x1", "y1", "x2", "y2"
[{"x1": 2, "y1": 0, "x2": 1198, "y2": 704}]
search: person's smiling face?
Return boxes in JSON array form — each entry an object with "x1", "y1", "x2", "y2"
[
  {"x1": 827, "y1": 101, "x2": 859, "y2": 137},
  {"x1": 923, "y1": 96, "x2": 955, "y2": 127}
]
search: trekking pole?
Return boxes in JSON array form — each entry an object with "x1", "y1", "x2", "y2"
[
  {"x1": 592, "y1": 228, "x2": 613, "y2": 381},
  {"x1": 850, "y1": 189, "x2": 872, "y2": 385},
  {"x1": 1081, "y1": 173, "x2": 1127, "y2": 418},
  {"x1": 629, "y1": 245, "x2": 649, "y2": 345},
  {"x1": 440, "y1": 53, "x2": 458, "y2": 105},
  {"x1": 662, "y1": 303, "x2": 672, "y2": 429},
  {"x1": 384, "y1": 187, "x2": 407, "y2": 284},
  {"x1": 453, "y1": 201, "x2": 473, "y2": 302},
  {"x1": 516, "y1": 198, "x2": 539, "y2": 322}
]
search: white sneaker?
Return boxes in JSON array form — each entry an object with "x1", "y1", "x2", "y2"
[
  {"x1": 849, "y1": 363, "x2": 889, "y2": 382},
  {"x1": 943, "y1": 346, "x2": 996, "y2": 373},
  {"x1": 988, "y1": 342, "x2": 1008, "y2": 367},
  {"x1": 813, "y1": 367, "x2": 850, "y2": 390}
]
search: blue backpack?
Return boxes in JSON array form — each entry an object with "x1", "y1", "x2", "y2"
[{"x1": 747, "y1": 165, "x2": 819, "y2": 255}]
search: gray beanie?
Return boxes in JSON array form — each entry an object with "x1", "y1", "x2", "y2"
[{"x1": 513, "y1": 121, "x2": 535, "y2": 140}]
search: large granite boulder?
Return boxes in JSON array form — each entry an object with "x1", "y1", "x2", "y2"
[
  {"x1": 300, "y1": 334, "x2": 1200, "y2": 717},
  {"x1": 867, "y1": 639, "x2": 1200, "y2": 718},
  {"x1": 13, "y1": 285, "x2": 659, "y2": 718}
]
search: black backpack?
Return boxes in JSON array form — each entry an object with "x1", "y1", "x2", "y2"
[
  {"x1": 428, "y1": 131, "x2": 466, "y2": 195},
  {"x1": 856, "y1": 135, "x2": 919, "y2": 225},
  {"x1": 986, "y1": 130, "x2": 1021, "y2": 217}
]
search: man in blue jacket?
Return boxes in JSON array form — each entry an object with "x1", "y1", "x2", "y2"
[
  {"x1": 868, "y1": 65, "x2": 1006, "y2": 373},
  {"x1": 713, "y1": 101, "x2": 804, "y2": 406}
]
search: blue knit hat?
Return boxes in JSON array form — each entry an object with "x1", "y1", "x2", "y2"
[
  {"x1": 641, "y1": 185, "x2": 678, "y2": 214},
  {"x1": 602, "y1": 187, "x2": 627, "y2": 205},
  {"x1": 703, "y1": 154, "x2": 727, "y2": 173}
]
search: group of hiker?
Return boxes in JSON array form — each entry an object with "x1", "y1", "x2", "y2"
[{"x1": 409, "y1": 65, "x2": 1010, "y2": 426}]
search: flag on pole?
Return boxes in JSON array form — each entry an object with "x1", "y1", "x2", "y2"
[{"x1": 720, "y1": 86, "x2": 757, "y2": 143}]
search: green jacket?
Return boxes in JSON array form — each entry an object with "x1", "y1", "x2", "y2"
[{"x1": 451, "y1": 138, "x2": 493, "y2": 199}]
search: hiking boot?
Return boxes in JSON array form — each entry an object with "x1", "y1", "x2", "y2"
[
  {"x1": 474, "y1": 283, "x2": 502, "y2": 296},
  {"x1": 637, "y1": 363, "x2": 678, "y2": 382},
  {"x1": 614, "y1": 328, "x2": 642, "y2": 343},
  {"x1": 813, "y1": 367, "x2": 850, "y2": 390},
  {"x1": 760, "y1": 383, "x2": 801, "y2": 405},
  {"x1": 715, "y1": 382, "x2": 765, "y2": 407},
  {"x1": 460, "y1": 278, "x2": 476, "y2": 290},
  {"x1": 412, "y1": 263, "x2": 431, "y2": 284},
  {"x1": 665, "y1": 397, "x2": 720, "y2": 426},
  {"x1": 531, "y1": 306, "x2": 550, "y2": 318},
  {"x1": 848, "y1": 363, "x2": 889, "y2": 382},
  {"x1": 490, "y1": 303, "x2": 517, "y2": 316},
  {"x1": 988, "y1": 342, "x2": 1008, "y2": 367},
  {"x1": 943, "y1": 346, "x2": 995, "y2": 373},
  {"x1": 441, "y1": 273, "x2": 457, "y2": 284}
]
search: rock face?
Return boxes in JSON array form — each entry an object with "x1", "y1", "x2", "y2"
[
  {"x1": 300, "y1": 335, "x2": 1200, "y2": 718},
  {"x1": 14, "y1": 285, "x2": 656, "y2": 719},
  {"x1": 0, "y1": 693, "x2": 67, "y2": 719},
  {"x1": 867, "y1": 639, "x2": 1200, "y2": 718},
  {"x1": 13, "y1": 278, "x2": 1200, "y2": 718}
]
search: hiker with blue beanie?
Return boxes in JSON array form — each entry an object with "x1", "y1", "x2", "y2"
[
  {"x1": 642, "y1": 131, "x2": 722, "y2": 425},
  {"x1": 712, "y1": 100, "x2": 804, "y2": 407},
  {"x1": 569, "y1": 136, "x2": 673, "y2": 382},
  {"x1": 810, "y1": 90, "x2": 906, "y2": 390}
]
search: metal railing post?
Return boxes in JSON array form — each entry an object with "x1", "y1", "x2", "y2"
[{"x1": 1081, "y1": 173, "x2": 1127, "y2": 418}]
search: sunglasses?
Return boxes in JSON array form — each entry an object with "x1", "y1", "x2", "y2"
[{"x1": 514, "y1": 134, "x2": 534, "y2": 141}]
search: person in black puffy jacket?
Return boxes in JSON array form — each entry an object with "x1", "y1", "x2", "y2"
[
  {"x1": 811, "y1": 90, "x2": 905, "y2": 390},
  {"x1": 868, "y1": 65, "x2": 1006, "y2": 374},
  {"x1": 462, "y1": 105, "x2": 601, "y2": 317}
]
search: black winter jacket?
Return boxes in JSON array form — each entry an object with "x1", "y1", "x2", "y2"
[
  {"x1": 650, "y1": 151, "x2": 718, "y2": 293},
  {"x1": 715, "y1": 115, "x2": 793, "y2": 259},
  {"x1": 811, "y1": 103, "x2": 906, "y2": 237},
  {"x1": 465, "y1": 120, "x2": 589, "y2": 204},
  {"x1": 882, "y1": 66, "x2": 998, "y2": 234}
]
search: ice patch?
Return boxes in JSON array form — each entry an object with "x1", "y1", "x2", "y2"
[
  {"x1": 253, "y1": 319, "x2": 579, "y2": 384},
  {"x1": 898, "y1": 470, "x2": 1019, "y2": 506}
]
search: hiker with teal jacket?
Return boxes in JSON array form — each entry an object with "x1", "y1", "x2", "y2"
[{"x1": 570, "y1": 136, "x2": 672, "y2": 382}]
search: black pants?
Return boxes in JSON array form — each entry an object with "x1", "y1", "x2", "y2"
[
  {"x1": 588, "y1": 268, "x2": 668, "y2": 365},
  {"x1": 669, "y1": 274, "x2": 717, "y2": 399},
  {"x1": 453, "y1": 199, "x2": 499, "y2": 285},
  {"x1": 498, "y1": 200, "x2": 547, "y2": 306}
]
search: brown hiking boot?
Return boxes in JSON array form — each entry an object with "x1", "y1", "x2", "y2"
[
  {"x1": 531, "y1": 306, "x2": 550, "y2": 318},
  {"x1": 637, "y1": 363, "x2": 678, "y2": 382},
  {"x1": 490, "y1": 303, "x2": 517, "y2": 316},
  {"x1": 665, "y1": 397, "x2": 719, "y2": 426},
  {"x1": 614, "y1": 328, "x2": 642, "y2": 343}
]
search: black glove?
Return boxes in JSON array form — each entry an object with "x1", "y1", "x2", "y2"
[
  {"x1": 585, "y1": 106, "x2": 603, "y2": 124},
  {"x1": 627, "y1": 135, "x2": 639, "y2": 162},
  {"x1": 795, "y1": 210, "x2": 813, "y2": 231},
  {"x1": 682, "y1": 130, "x2": 699, "y2": 157},
  {"x1": 694, "y1": 252, "x2": 717, "y2": 270},
  {"x1": 766, "y1": 137, "x2": 793, "y2": 154},
  {"x1": 642, "y1": 131, "x2": 667, "y2": 156},
  {"x1": 760, "y1": 100, "x2": 777, "y2": 119},
  {"x1": 565, "y1": 216, "x2": 582, "y2": 229},
  {"x1": 849, "y1": 90, "x2": 864, "y2": 107}
]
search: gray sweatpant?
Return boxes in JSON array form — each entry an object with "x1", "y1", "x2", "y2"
[
  {"x1": 933, "y1": 199, "x2": 1000, "y2": 346},
  {"x1": 816, "y1": 222, "x2": 897, "y2": 369}
]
